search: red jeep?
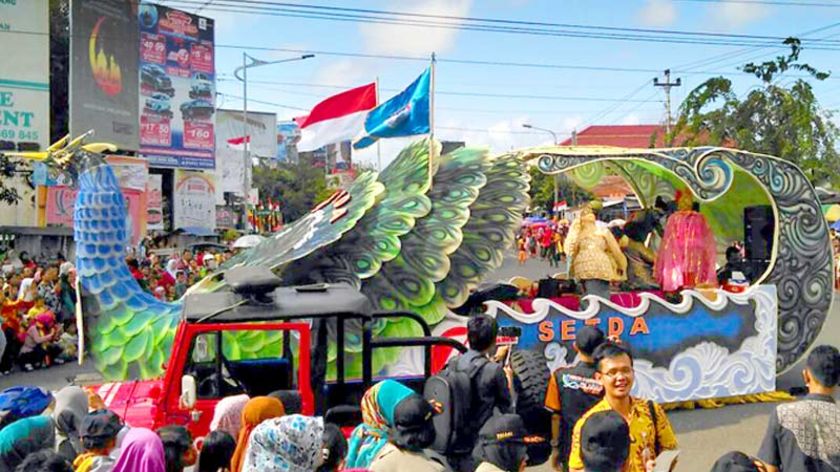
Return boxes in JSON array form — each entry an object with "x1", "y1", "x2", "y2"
[{"x1": 92, "y1": 267, "x2": 466, "y2": 442}]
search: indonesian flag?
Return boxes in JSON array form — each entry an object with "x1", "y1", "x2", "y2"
[
  {"x1": 296, "y1": 83, "x2": 377, "y2": 152},
  {"x1": 227, "y1": 135, "x2": 250, "y2": 150}
]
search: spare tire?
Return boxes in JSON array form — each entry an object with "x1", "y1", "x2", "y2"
[{"x1": 510, "y1": 349, "x2": 552, "y2": 466}]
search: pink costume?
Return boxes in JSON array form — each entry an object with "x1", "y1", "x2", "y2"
[{"x1": 654, "y1": 192, "x2": 717, "y2": 292}]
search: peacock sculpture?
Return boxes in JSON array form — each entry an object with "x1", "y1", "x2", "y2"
[{"x1": 15, "y1": 136, "x2": 530, "y2": 381}]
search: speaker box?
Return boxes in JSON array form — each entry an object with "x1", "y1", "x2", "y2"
[{"x1": 744, "y1": 205, "x2": 774, "y2": 261}]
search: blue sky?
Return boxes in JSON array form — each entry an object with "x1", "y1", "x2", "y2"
[{"x1": 164, "y1": 0, "x2": 840, "y2": 168}]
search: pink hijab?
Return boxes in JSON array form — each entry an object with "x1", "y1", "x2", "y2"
[
  {"x1": 210, "y1": 394, "x2": 249, "y2": 441},
  {"x1": 112, "y1": 428, "x2": 166, "y2": 472}
]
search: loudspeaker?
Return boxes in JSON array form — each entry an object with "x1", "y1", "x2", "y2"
[{"x1": 744, "y1": 205, "x2": 774, "y2": 261}]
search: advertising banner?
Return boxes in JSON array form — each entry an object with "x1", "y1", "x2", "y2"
[
  {"x1": 70, "y1": 0, "x2": 139, "y2": 150},
  {"x1": 138, "y1": 4, "x2": 215, "y2": 169},
  {"x1": 215, "y1": 110, "x2": 276, "y2": 195},
  {"x1": 276, "y1": 121, "x2": 301, "y2": 162},
  {"x1": 0, "y1": 1, "x2": 49, "y2": 152},
  {"x1": 173, "y1": 170, "x2": 215, "y2": 231},
  {"x1": 147, "y1": 174, "x2": 164, "y2": 231},
  {"x1": 106, "y1": 155, "x2": 148, "y2": 191},
  {"x1": 46, "y1": 186, "x2": 144, "y2": 245}
]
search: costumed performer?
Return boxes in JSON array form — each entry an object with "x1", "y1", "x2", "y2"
[
  {"x1": 564, "y1": 203, "x2": 627, "y2": 301},
  {"x1": 653, "y1": 190, "x2": 717, "y2": 292}
]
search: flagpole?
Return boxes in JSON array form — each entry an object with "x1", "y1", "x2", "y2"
[
  {"x1": 375, "y1": 76, "x2": 382, "y2": 171},
  {"x1": 428, "y1": 52, "x2": 436, "y2": 187}
]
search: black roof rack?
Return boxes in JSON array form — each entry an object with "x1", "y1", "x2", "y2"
[{"x1": 183, "y1": 282, "x2": 371, "y2": 323}]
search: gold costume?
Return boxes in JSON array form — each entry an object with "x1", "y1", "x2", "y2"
[{"x1": 565, "y1": 208, "x2": 627, "y2": 282}]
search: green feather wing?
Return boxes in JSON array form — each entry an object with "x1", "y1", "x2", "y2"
[
  {"x1": 331, "y1": 138, "x2": 438, "y2": 280},
  {"x1": 437, "y1": 153, "x2": 530, "y2": 309},
  {"x1": 361, "y1": 147, "x2": 490, "y2": 326},
  {"x1": 189, "y1": 171, "x2": 383, "y2": 293}
]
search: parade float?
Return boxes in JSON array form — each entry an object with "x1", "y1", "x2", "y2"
[
  {"x1": 473, "y1": 145, "x2": 833, "y2": 405},
  {"x1": 7, "y1": 136, "x2": 832, "y2": 417}
]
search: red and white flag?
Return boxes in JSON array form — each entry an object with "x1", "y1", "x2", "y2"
[
  {"x1": 296, "y1": 83, "x2": 377, "y2": 152},
  {"x1": 226, "y1": 135, "x2": 250, "y2": 150}
]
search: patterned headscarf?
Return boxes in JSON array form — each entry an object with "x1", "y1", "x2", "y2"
[
  {"x1": 345, "y1": 380, "x2": 415, "y2": 469},
  {"x1": 210, "y1": 394, "x2": 249, "y2": 441},
  {"x1": 242, "y1": 415, "x2": 324, "y2": 472},
  {"x1": 230, "y1": 396, "x2": 285, "y2": 472}
]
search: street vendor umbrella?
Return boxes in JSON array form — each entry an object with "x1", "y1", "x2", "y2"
[
  {"x1": 233, "y1": 234, "x2": 266, "y2": 249},
  {"x1": 831, "y1": 219, "x2": 840, "y2": 232}
]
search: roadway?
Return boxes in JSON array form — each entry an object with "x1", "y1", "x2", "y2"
[{"x1": 1, "y1": 253, "x2": 837, "y2": 471}]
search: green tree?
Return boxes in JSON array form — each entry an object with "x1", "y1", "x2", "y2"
[
  {"x1": 666, "y1": 38, "x2": 840, "y2": 185},
  {"x1": 527, "y1": 166, "x2": 592, "y2": 213},
  {"x1": 252, "y1": 160, "x2": 333, "y2": 223}
]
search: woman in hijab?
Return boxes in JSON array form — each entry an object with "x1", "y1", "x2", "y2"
[
  {"x1": 209, "y1": 394, "x2": 249, "y2": 442},
  {"x1": 473, "y1": 414, "x2": 529, "y2": 472},
  {"x1": 0, "y1": 415, "x2": 56, "y2": 470},
  {"x1": 229, "y1": 396, "x2": 285, "y2": 472},
  {"x1": 345, "y1": 379, "x2": 414, "y2": 469},
  {"x1": 242, "y1": 414, "x2": 324, "y2": 472},
  {"x1": 369, "y1": 394, "x2": 444, "y2": 472},
  {"x1": 58, "y1": 264, "x2": 77, "y2": 324},
  {"x1": 53, "y1": 386, "x2": 89, "y2": 461},
  {"x1": 112, "y1": 428, "x2": 167, "y2": 472}
]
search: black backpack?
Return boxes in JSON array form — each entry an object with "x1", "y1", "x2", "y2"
[{"x1": 424, "y1": 352, "x2": 488, "y2": 454}]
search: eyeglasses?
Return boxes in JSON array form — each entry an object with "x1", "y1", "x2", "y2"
[{"x1": 599, "y1": 367, "x2": 634, "y2": 378}]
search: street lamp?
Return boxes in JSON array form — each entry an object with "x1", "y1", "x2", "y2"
[
  {"x1": 522, "y1": 123, "x2": 560, "y2": 208},
  {"x1": 233, "y1": 53, "x2": 315, "y2": 232}
]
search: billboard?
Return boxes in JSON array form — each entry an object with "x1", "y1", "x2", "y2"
[
  {"x1": 173, "y1": 170, "x2": 215, "y2": 231},
  {"x1": 138, "y1": 4, "x2": 215, "y2": 169},
  {"x1": 147, "y1": 174, "x2": 164, "y2": 231},
  {"x1": 276, "y1": 121, "x2": 301, "y2": 162},
  {"x1": 70, "y1": 0, "x2": 139, "y2": 150},
  {"x1": 0, "y1": 1, "x2": 49, "y2": 152},
  {"x1": 215, "y1": 110, "x2": 276, "y2": 195}
]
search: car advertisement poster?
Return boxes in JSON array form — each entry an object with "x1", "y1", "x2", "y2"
[
  {"x1": 70, "y1": 0, "x2": 139, "y2": 151},
  {"x1": 147, "y1": 174, "x2": 164, "y2": 231},
  {"x1": 215, "y1": 110, "x2": 277, "y2": 197},
  {"x1": 0, "y1": 1, "x2": 49, "y2": 152},
  {"x1": 173, "y1": 170, "x2": 216, "y2": 232},
  {"x1": 138, "y1": 4, "x2": 215, "y2": 169}
]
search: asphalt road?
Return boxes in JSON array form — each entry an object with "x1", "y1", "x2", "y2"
[{"x1": 2, "y1": 253, "x2": 838, "y2": 472}]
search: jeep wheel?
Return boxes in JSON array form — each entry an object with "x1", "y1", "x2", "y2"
[{"x1": 511, "y1": 349, "x2": 552, "y2": 466}]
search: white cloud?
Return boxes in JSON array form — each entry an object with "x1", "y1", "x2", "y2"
[
  {"x1": 360, "y1": 0, "x2": 473, "y2": 55},
  {"x1": 313, "y1": 59, "x2": 375, "y2": 87},
  {"x1": 709, "y1": 2, "x2": 770, "y2": 29},
  {"x1": 620, "y1": 113, "x2": 641, "y2": 125},
  {"x1": 638, "y1": 0, "x2": 677, "y2": 27}
]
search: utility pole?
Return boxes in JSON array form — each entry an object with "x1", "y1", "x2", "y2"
[{"x1": 653, "y1": 69, "x2": 681, "y2": 135}]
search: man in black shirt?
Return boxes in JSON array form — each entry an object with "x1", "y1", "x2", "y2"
[
  {"x1": 448, "y1": 314, "x2": 514, "y2": 472},
  {"x1": 545, "y1": 326, "x2": 606, "y2": 471},
  {"x1": 757, "y1": 345, "x2": 840, "y2": 472}
]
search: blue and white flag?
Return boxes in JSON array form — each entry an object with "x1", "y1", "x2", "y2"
[{"x1": 354, "y1": 67, "x2": 431, "y2": 149}]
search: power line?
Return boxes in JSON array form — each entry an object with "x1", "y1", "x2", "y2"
[
  {"x1": 211, "y1": 42, "x2": 840, "y2": 80},
  {"x1": 164, "y1": 0, "x2": 840, "y2": 49},
  {"x1": 220, "y1": 78, "x2": 662, "y2": 102},
  {"x1": 166, "y1": 0, "x2": 840, "y2": 43},
  {"x1": 676, "y1": 0, "x2": 840, "y2": 7}
]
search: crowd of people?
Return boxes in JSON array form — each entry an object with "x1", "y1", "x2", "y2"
[
  {"x1": 0, "y1": 314, "x2": 835, "y2": 471},
  {"x1": 517, "y1": 222, "x2": 569, "y2": 268},
  {"x1": 0, "y1": 244, "x2": 235, "y2": 376}
]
